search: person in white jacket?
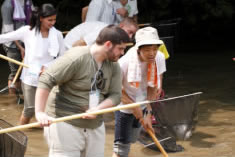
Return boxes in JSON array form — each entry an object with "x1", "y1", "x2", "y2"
[{"x1": 0, "y1": 3, "x2": 64, "y2": 125}]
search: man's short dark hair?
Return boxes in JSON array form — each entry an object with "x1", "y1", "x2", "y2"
[
  {"x1": 120, "y1": 17, "x2": 138, "y2": 29},
  {"x1": 96, "y1": 25, "x2": 130, "y2": 45}
]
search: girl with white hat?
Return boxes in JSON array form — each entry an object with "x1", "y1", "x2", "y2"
[{"x1": 113, "y1": 27, "x2": 167, "y2": 157}]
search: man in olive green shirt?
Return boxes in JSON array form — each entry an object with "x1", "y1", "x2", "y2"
[{"x1": 35, "y1": 25, "x2": 129, "y2": 157}]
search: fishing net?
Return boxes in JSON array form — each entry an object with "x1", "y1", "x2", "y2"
[
  {"x1": 0, "y1": 119, "x2": 27, "y2": 157},
  {"x1": 138, "y1": 92, "x2": 201, "y2": 152}
]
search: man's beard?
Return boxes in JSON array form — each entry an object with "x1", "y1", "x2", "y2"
[{"x1": 107, "y1": 46, "x2": 118, "y2": 62}]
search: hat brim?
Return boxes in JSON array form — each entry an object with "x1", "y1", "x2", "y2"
[{"x1": 136, "y1": 39, "x2": 163, "y2": 48}]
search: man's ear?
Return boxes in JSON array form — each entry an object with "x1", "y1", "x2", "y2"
[
  {"x1": 119, "y1": 23, "x2": 124, "y2": 28},
  {"x1": 104, "y1": 41, "x2": 113, "y2": 49}
]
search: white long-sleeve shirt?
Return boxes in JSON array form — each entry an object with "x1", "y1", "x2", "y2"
[
  {"x1": 64, "y1": 21, "x2": 108, "y2": 50},
  {"x1": 85, "y1": 0, "x2": 118, "y2": 25},
  {"x1": 0, "y1": 25, "x2": 64, "y2": 86}
]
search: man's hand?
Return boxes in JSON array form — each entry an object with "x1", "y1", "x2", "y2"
[
  {"x1": 116, "y1": 8, "x2": 128, "y2": 18},
  {"x1": 35, "y1": 112, "x2": 54, "y2": 127},
  {"x1": 82, "y1": 108, "x2": 98, "y2": 119},
  {"x1": 232, "y1": 58, "x2": 235, "y2": 61},
  {"x1": 72, "y1": 38, "x2": 87, "y2": 47}
]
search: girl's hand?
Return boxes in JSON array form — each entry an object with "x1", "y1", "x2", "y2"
[{"x1": 140, "y1": 114, "x2": 154, "y2": 133}]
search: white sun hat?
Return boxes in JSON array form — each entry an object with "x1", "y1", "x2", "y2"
[{"x1": 135, "y1": 26, "x2": 163, "y2": 48}]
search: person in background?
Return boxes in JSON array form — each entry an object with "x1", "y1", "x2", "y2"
[
  {"x1": 35, "y1": 25, "x2": 129, "y2": 157},
  {"x1": 112, "y1": 27, "x2": 167, "y2": 157},
  {"x1": 159, "y1": 43, "x2": 170, "y2": 59},
  {"x1": 64, "y1": 17, "x2": 138, "y2": 50},
  {"x1": 85, "y1": 0, "x2": 128, "y2": 25},
  {"x1": 0, "y1": 3, "x2": 64, "y2": 125},
  {"x1": 81, "y1": 5, "x2": 89, "y2": 22},
  {"x1": 81, "y1": 0, "x2": 91, "y2": 22},
  {"x1": 1, "y1": 0, "x2": 33, "y2": 94},
  {"x1": 113, "y1": 0, "x2": 138, "y2": 23}
]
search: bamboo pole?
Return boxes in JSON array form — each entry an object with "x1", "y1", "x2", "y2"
[
  {"x1": 140, "y1": 119, "x2": 168, "y2": 157},
  {"x1": 62, "y1": 31, "x2": 69, "y2": 35},
  {"x1": 0, "y1": 54, "x2": 29, "y2": 68},
  {"x1": 9, "y1": 60, "x2": 24, "y2": 88},
  {"x1": 138, "y1": 23, "x2": 151, "y2": 27},
  {"x1": 146, "y1": 128, "x2": 168, "y2": 157},
  {"x1": 125, "y1": 42, "x2": 134, "y2": 46},
  {"x1": 0, "y1": 100, "x2": 154, "y2": 134}
]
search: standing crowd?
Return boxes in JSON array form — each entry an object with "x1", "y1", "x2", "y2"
[{"x1": 0, "y1": 0, "x2": 170, "y2": 157}]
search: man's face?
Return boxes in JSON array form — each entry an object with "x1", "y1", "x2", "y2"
[
  {"x1": 107, "y1": 43, "x2": 126, "y2": 62},
  {"x1": 121, "y1": 25, "x2": 138, "y2": 39},
  {"x1": 138, "y1": 45, "x2": 159, "y2": 63},
  {"x1": 120, "y1": 0, "x2": 128, "y2": 6}
]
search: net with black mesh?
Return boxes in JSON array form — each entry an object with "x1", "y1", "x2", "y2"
[
  {"x1": 0, "y1": 119, "x2": 27, "y2": 157},
  {"x1": 138, "y1": 92, "x2": 201, "y2": 152}
]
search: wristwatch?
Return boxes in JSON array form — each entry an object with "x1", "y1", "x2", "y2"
[{"x1": 144, "y1": 110, "x2": 153, "y2": 116}]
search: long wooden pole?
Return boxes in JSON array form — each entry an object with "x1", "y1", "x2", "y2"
[
  {"x1": 140, "y1": 119, "x2": 168, "y2": 157},
  {"x1": 146, "y1": 128, "x2": 168, "y2": 157},
  {"x1": 0, "y1": 54, "x2": 29, "y2": 68},
  {"x1": 10, "y1": 60, "x2": 24, "y2": 88},
  {"x1": 0, "y1": 100, "x2": 154, "y2": 134},
  {"x1": 62, "y1": 31, "x2": 69, "y2": 35},
  {"x1": 125, "y1": 42, "x2": 134, "y2": 46},
  {"x1": 138, "y1": 23, "x2": 151, "y2": 27}
]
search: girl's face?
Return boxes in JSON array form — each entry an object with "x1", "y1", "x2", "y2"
[
  {"x1": 40, "y1": 14, "x2": 57, "y2": 30},
  {"x1": 138, "y1": 45, "x2": 159, "y2": 63}
]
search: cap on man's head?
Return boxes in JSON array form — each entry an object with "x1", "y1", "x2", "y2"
[{"x1": 135, "y1": 27, "x2": 163, "y2": 48}]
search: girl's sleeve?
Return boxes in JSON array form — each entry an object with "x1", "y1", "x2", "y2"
[{"x1": 0, "y1": 26, "x2": 29, "y2": 44}]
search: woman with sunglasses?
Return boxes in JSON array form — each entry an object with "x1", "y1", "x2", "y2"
[{"x1": 0, "y1": 3, "x2": 64, "y2": 125}]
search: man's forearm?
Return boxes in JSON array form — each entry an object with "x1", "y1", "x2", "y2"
[
  {"x1": 72, "y1": 38, "x2": 87, "y2": 47},
  {"x1": 97, "y1": 98, "x2": 115, "y2": 110},
  {"x1": 35, "y1": 88, "x2": 50, "y2": 113}
]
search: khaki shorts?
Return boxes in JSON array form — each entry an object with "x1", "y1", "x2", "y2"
[{"x1": 44, "y1": 122, "x2": 105, "y2": 157}]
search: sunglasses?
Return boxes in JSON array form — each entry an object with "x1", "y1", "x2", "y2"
[{"x1": 91, "y1": 70, "x2": 106, "y2": 90}]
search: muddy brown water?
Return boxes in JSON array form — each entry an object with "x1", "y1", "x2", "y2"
[{"x1": 0, "y1": 49, "x2": 235, "y2": 157}]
